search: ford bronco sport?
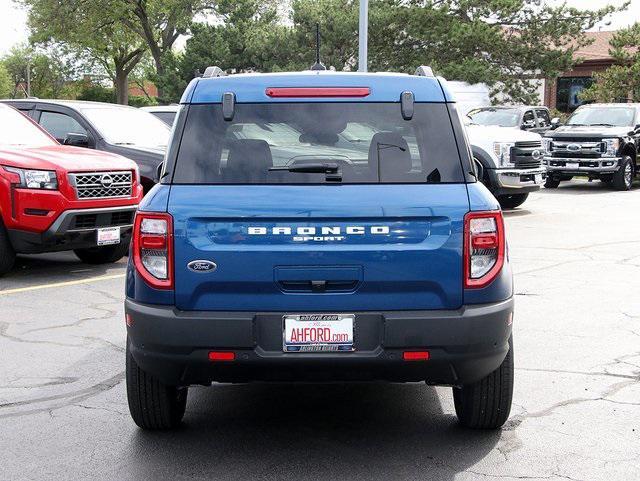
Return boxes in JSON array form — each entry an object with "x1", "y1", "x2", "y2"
[{"x1": 125, "y1": 67, "x2": 515, "y2": 430}]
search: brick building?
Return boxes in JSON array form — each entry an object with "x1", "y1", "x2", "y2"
[{"x1": 543, "y1": 31, "x2": 619, "y2": 112}]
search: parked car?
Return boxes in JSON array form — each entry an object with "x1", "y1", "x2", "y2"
[
  {"x1": 0, "y1": 99, "x2": 170, "y2": 193},
  {"x1": 543, "y1": 103, "x2": 640, "y2": 190},
  {"x1": 467, "y1": 106, "x2": 554, "y2": 134},
  {"x1": 141, "y1": 105, "x2": 179, "y2": 126},
  {"x1": 465, "y1": 118, "x2": 546, "y2": 208},
  {"x1": 125, "y1": 67, "x2": 515, "y2": 431},
  {"x1": 0, "y1": 104, "x2": 143, "y2": 276}
]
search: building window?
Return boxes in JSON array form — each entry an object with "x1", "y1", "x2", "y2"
[{"x1": 556, "y1": 77, "x2": 593, "y2": 112}]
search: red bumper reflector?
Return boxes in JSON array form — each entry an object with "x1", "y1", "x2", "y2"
[
  {"x1": 265, "y1": 87, "x2": 370, "y2": 98},
  {"x1": 208, "y1": 351, "x2": 236, "y2": 362},
  {"x1": 403, "y1": 351, "x2": 430, "y2": 361},
  {"x1": 125, "y1": 314, "x2": 133, "y2": 327}
]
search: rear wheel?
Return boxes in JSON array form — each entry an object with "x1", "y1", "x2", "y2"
[
  {"x1": 126, "y1": 339, "x2": 188, "y2": 430},
  {"x1": 612, "y1": 157, "x2": 634, "y2": 191},
  {"x1": 73, "y1": 242, "x2": 129, "y2": 264},
  {"x1": 0, "y1": 219, "x2": 16, "y2": 276},
  {"x1": 544, "y1": 177, "x2": 560, "y2": 189},
  {"x1": 498, "y1": 193, "x2": 528, "y2": 209},
  {"x1": 453, "y1": 337, "x2": 514, "y2": 429}
]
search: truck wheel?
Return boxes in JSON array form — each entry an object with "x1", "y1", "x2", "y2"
[
  {"x1": 453, "y1": 337, "x2": 514, "y2": 429},
  {"x1": 0, "y1": 219, "x2": 16, "y2": 276},
  {"x1": 498, "y1": 193, "x2": 528, "y2": 209},
  {"x1": 544, "y1": 177, "x2": 560, "y2": 189},
  {"x1": 73, "y1": 242, "x2": 129, "y2": 264},
  {"x1": 612, "y1": 157, "x2": 634, "y2": 191},
  {"x1": 126, "y1": 339, "x2": 187, "y2": 430}
]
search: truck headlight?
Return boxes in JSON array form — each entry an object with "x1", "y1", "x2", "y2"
[
  {"x1": 3, "y1": 167, "x2": 58, "y2": 190},
  {"x1": 493, "y1": 142, "x2": 515, "y2": 167},
  {"x1": 602, "y1": 138, "x2": 619, "y2": 158}
]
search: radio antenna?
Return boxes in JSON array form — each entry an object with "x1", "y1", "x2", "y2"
[{"x1": 310, "y1": 23, "x2": 326, "y2": 71}]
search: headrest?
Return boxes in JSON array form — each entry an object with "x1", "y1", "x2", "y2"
[
  {"x1": 224, "y1": 139, "x2": 273, "y2": 182},
  {"x1": 368, "y1": 132, "x2": 412, "y2": 177}
]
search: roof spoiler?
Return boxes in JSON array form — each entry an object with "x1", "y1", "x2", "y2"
[
  {"x1": 202, "y1": 66, "x2": 226, "y2": 78},
  {"x1": 414, "y1": 66, "x2": 434, "y2": 77}
]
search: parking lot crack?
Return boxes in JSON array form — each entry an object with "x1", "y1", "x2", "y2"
[{"x1": 0, "y1": 321, "x2": 83, "y2": 348}]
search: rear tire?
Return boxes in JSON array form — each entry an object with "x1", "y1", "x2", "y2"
[
  {"x1": 73, "y1": 242, "x2": 129, "y2": 264},
  {"x1": 544, "y1": 177, "x2": 560, "y2": 189},
  {"x1": 612, "y1": 157, "x2": 634, "y2": 191},
  {"x1": 498, "y1": 193, "x2": 528, "y2": 209},
  {"x1": 453, "y1": 337, "x2": 514, "y2": 429},
  {"x1": 126, "y1": 339, "x2": 188, "y2": 430},
  {"x1": 0, "y1": 219, "x2": 16, "y2": 276}
]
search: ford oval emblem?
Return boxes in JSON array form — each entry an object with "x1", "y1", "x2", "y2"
[
  {"x1": 567, "y1": 143, "x2": 581, "y2": 152},
  {"x1": 188, "y1": 260, "x2": 217, "y2": 272}
]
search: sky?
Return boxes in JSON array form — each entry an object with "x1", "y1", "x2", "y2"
[{"x1": 0, "y1": 0, "x2": 639, "y2": 56}]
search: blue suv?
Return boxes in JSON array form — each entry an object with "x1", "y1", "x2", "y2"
[{"x1": 125, "y1": 67, "x2": 514, "y2": 430}]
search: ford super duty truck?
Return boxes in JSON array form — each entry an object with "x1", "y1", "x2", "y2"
[
  {"x1": 543, "y1": 103, "x2": 639, "y2": 190},
  {"x1": 125, "y1": 67, "x2": 515, "y2": 431},
  {"x1": 464, "y1": 114, "x2": 546, "y2": 209}
]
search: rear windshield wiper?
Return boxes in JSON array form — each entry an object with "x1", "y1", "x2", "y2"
[
  {"x1": 269, "y1": 162, "x2": 342, "y2": 182},
  {"x1": 270, "y1": 162, "x2": 340, "y2": 174}
]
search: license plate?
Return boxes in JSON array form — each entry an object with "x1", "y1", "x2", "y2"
[
  {"x1": 97, "y1": 227, "x2": 120, "y2": 246},
  {"x1": 283, "y1": 314, "x2": 354, "y2": 352},
  {"x1": 566, "y1": 162, "x2": 579, "y2": 170},
  {"x1": 534, "y1": 174, "x2": 543, "y2": 184}
]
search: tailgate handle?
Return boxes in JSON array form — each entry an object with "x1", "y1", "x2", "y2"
[
  {"x1": 278, "y1": 279, "x2": 359, "y2": 293},
  {"x1": 275, "y1": 266, "x2": 362, "y2": 293}
]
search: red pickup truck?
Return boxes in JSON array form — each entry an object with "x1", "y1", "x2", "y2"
[{"x1": 0, "y1": 104, "x2": 143, "y2": 276}]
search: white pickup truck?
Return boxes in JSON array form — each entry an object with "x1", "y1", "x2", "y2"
[{"x1": 465, "y1": 122, "x2": 547, "y2": 209}]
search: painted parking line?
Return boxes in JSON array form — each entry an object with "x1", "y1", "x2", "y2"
[{"x1": 0, "y1": 273, "x2": 126, "y2": 296}]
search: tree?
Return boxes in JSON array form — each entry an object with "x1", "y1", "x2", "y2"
[
  {"x1": 290, "y1": 0, "x2": 622, "y2": 104},
  {"x1": 0, "y1": 63, "x2": 12, "y2": 98},
  {"x1": 22, "y1": 0, "x2": 147, "y2": 104},
  {"x1": 1, "y1": 44, "x2": 73, "y2": 98},
  {"x1": 580, "y1": 22, "x2": 640, "y2": 103},
  {"x1": 118, "y1": 0, "x2": 215, "y2": 101}
]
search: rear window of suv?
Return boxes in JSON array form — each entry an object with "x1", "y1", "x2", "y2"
[{"x1": 172, "y1": 103, "x2": 465, "y2": 184}]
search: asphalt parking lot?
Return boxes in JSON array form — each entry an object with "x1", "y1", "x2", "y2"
[{"x1": 0, "y1": 179, "x2": 639, "y2": 481}]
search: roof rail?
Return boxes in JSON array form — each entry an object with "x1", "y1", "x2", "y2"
[
  {"x1": 414, "y1": 66, "x2": 434, "y2": 77},
  {"x1": 202, "y1": 66, "x2": 225, "y2": 78}
]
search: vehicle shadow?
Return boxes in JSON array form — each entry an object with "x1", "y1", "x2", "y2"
[
  {"x1": 0, "y1": 251, "x2": 126, "y2": 290},
  {"x1": 126, "y1": 382, "x2": 503, "y2": 480}
]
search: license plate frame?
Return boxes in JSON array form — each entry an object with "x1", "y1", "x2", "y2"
[
  {"x1": 97, "y1": 226, "x2": 121, "y2": 246},
  {"x1": 566, "y1": 162, "x2": 580, "y2": 170},
  {"x1": 283, "y1": 313, "x2": 355, "y2": 353}
]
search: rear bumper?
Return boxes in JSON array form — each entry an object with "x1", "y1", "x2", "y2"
[
  {"x1": 125, "y1": 297, "x2": 514, "y2": 386},
  {"x1": 8, "y1": 205, "x2": 137, "y2": 254}
]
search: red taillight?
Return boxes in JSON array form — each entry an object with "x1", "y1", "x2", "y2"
[
  {"x1": 403, "y1": 351, "x2": 430, "y2": 361},
  {"x1": 265, "y1": 87, "x2": 370, "y2": 98},
  {"x1": 209, "y1": 351, "x2": 235, "y2": 362},
  {"x1": 464, "y1": 211, "x2": 505, "y2": 289},
  {"x1": 132, "y1": 212, "x2": 174, "y2": 290}
]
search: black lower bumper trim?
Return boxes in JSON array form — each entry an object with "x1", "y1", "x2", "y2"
[{"x1": 126, "y1": 298, "x2": 514, "y2": 386}]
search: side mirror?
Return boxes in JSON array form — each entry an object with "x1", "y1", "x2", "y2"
[
  {"x1": 64, "y1": 132, "x2": 90, "y2": 148},
  {"x1": 154, "y1": 161, "x2": 164, "y2": 183},
  {"x1": 550, "y1": 118, "x2": 561, "y2": 129}
]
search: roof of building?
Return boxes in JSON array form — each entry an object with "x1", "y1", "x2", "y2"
[
  {"x1": 573, "y1": 31, "x2": 617, "y2": 61},
  {"x1": 182, "y1": 70, "x2": 454, "y2": 104}
]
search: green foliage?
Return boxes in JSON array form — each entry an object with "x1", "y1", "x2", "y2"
[
  {"x1": 77, "y1": 82, "x2": 156, "y2": 106},
  {"x1": 580, "y1": 22, "x2": 640, "y2": 103},
  {"x1": 0, "y1": 63, "x2": 12, "y2": 98},
  {"x1": 0, "y1": 44, "x2": 74, "y2": 98}
]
